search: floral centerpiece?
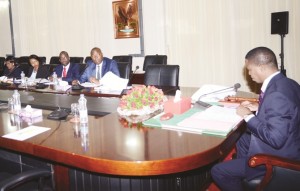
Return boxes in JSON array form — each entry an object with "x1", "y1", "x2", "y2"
[{"x1": 117, "y1": 85, "x2": 165, "y2": 123}]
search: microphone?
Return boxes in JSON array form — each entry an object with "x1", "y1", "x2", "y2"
[{"x1": 197, "y1": 83, "x2": 241, "y2": 102}]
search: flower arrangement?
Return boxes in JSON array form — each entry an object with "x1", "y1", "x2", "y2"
[{"x1": 117, "y1": 85, "x2": 165, "y2": 122}]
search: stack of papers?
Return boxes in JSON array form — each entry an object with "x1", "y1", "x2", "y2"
[
  {"x1": 143, "y1": 106, "x2": 242, "y2": 136},
  {"x1": 99, "y1": 72, "x2": 128, "y2": 90}
]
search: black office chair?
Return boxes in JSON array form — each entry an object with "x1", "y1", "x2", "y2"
[
  {"x1": 78, "y1": 63, "x2": 88, "y2": 75},
  {"x1": 16, "y1": 56, "x2": 30, "y2": 65},
  {"x1": 70, "y1": 57, "x2": 84, "y2": 64},
  {"x1": 144, "y1": 65, "x2": 179, "y2": 86},
  {"x1": 45, "y1": 64, "x2": 58, "y2": 75},
  {"x1": 84, "y1": 56, "x2": 92, "y2": 63},
  {"x1": 49, "y1": 56, "x2": 61, "y2": 65},
  {"x1": 18, "y1": 63, "x2": 31, "y2": 77},
  {"x1": 39, "y1": 56, "x2": 46, "y2": 64},
  {"x1": 0, "y1": 158, "x2": 53, "y2": 191},
  {"x1": 0, "y1": 169, "x2": 53, "y2": 191},
  {"x1": 116, "y1": 62, "x2": 131, "y2": 79},
  {"x1": 113, "y1": 55, "x2": 133, "y2": 79},
  {"x1": 0, "y1": 57, "x2": 5, "y2": 76},
  {"x1": 243, "y1": 154, "x2": 300, "y2": 191},
  {"x1": 143, "y1": 54, "x2": 167, "y2": 71}
]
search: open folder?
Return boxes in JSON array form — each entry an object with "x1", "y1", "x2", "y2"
[{"x1": 143, "y1": 106, "x2": 243, "y2": 136}]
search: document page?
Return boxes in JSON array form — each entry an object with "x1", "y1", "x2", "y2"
[
  {"x1": 2, "y1": 126, "x2": 50, "y2": 141},
  {"x1": 177, "y1": 105, "x2": 242, "y2": 135}
]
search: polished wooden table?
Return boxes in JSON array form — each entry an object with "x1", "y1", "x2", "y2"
[{"x1": 0, "y1": 87, "x2": 252, "y2": 191}]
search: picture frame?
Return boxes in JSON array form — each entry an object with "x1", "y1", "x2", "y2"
[{"x1": 112, "y1": 0, "x2": 140, "y2": 39}]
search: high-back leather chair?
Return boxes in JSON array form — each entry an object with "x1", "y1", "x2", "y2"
[
  {"x1": 243, "y1": 154, "x2": 300, "y2": 191},
  {"x1": 78, "y1": 63, "x2": 88, "y2": 76},
  {"x1": 143, "y1": 55, "x2": 167, "y2": 71},
  {"x1": 49, "y1": 56, "x2": 61, "y2": 65},
  {"x1": 0, "y1": 57, "x2": 5, "y2": 75},
  {"x1": 16, "y1": 56, "x2": 29, "y2": 64},
  {"x1": 18, "y1": 63, "x2": 31, "y2": 76},
  {"x1": 39, "y1": 56, "x2": 46, "y2": 64},
  {"x1": 70, "y1": 57, "x2": 84, "y2": 64},
  {"x1": 144, "y1": 65, "x2": 179, "y2": 86},
  {"x1": 84, "y1": 56, "x2": 92, "y2": 63},
  {"x1": 113, "y1": 55, "x2": 132, "y2": 79},
  {"x1": 0, "y1": 158, "x2": 53, "y2": 191}
]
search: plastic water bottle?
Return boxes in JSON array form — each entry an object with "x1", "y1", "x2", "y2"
[
  {"x1": 20, "y1": 71, "x2": 25, "y2": 85},
  {"x1": 52, "y1": 72, "x2": 58, "y2": 85},
  {"x1": 12, "y1": 90, "x2": 21, "y2": 114},
  {"x1": 78, "y1": 94, "x2": 88, "y2": 123}
]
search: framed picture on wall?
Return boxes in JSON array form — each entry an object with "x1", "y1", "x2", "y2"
[{"x1": 112, "y1": 0, "x2": 140, "y2": 39}]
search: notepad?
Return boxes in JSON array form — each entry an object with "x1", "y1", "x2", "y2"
[{"x1": 2, "y1": 126, "x2": 50, "y2": 141}]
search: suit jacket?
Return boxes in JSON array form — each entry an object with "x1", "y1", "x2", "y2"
[
  {"x1": 246, "y1": 73, "x2": 300, "y2": 179},
  {"x1": 28, "y1": 65, "x2": 50, "y2": 79},
  {"x1": 79, "y1": 57, "x2": 120, "y2": 83},
  {"x1": 3, "y1": 67, "x2": 22, "y2": 79},
  {"x1": 53, "y1": 63, "x2": 80, "y2": 83}
]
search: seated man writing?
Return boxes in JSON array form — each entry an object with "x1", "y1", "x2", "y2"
[{"x1": 72, "y1": 47, "x2": 120, "y2": 85}]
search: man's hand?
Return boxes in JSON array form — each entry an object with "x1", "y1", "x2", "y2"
[
  {"x1": 241, "y1": 101, "x2": 259, "y2": 112},
  {"x1": 72, "y1": 80, "x2": 79, "y2": 85},
  {"x1": 236, "y1": 105, "x2": 253, "y2": 118},
  {"x1": 89, "y1": 77, "x2": 100, "y2": 84}
]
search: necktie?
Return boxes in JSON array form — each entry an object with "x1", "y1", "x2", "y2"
[
  {"x1": 63, "y1": 67, "x2": 67, "y2": 78},
  {"x1": 259, "y1": 91, "x2": 264, "y2": 104},
  {"x1": 96, "y1": 65, "x2": 101, "y2": 80}
]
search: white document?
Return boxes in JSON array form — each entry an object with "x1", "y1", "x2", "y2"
[
  {"x1": 80, "y1": 82, "x2": 99, "y2": 88},
  {"x1": 99, "y1": 71, "x2": 128, "y2": 91},
  {"x1": 2, "y1": 126, "x2": 50, "y2": 141},
  {"x1": 177, "y1": 105, "x2": 242, "y2": 134},
  {"x1": 191, "y1": 84, "x2": 237, "y2": 103}
]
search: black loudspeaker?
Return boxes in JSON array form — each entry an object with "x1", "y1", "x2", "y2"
[{"x1": 271, "y1": 11, "x2": 289, "y2": 35}]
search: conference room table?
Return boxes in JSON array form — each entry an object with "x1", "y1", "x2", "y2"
[{"x1": 0, "y1": 84, "x2": 254, "y2": 191}]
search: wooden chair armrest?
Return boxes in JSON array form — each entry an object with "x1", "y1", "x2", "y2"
[
  {"x1": 248, "y1": 154, "x2": 300, "y2": 191},
  {"x1": 249, "y1": 153, "x2": 300, "y2": 170}
]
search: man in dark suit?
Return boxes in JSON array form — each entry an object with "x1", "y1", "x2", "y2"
[
  {"x1": 211, "y1": 47, "x2": 300, "y2": 191},
  {"x1": 72, "y1": 47, "x2": 120, "y2": 85},
  {"x1": 51, "y1": 51, "x2": 80, "y2": 84}
]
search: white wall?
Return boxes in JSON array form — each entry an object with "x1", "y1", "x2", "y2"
[{"x1": 0, "y1": 0, "x2": 299, "y2": 92}]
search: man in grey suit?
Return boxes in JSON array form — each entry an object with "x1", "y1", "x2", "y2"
[
  {"x1": 72, "y1": 47, "x2": 120, "y2": 85},
  {"x1": 211, "y1": 47, "x2": 300, "y2": 191}
]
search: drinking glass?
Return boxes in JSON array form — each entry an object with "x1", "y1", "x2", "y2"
[{"x1": 70, "y1": 103, "x2": 80, "y2": 123}]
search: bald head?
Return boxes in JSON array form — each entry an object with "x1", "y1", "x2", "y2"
[
  {"x1": 245, "y1": 47, "x2": 278, "y2": 69},
  {"x1": 245, "y1": 47, "x2": 279, "y2": 83}
]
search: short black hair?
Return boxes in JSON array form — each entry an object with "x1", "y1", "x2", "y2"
[
  {"x1": 5, "y1": 56, "x2": 16, "y2": 63},
  {"x1": 245, "y1": 47, "x2": 278, "y2": 68}
]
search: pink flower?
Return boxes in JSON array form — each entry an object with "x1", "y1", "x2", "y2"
[{"x1": 119, "y1": 85, "x2": 164, "y2": 110}]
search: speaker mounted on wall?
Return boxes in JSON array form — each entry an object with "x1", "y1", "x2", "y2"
[{"x1": 271, "y1": 11, "x2": 289, "y2": 35}]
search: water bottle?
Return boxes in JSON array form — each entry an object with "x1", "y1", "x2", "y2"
[
  {"x1": 80, "y1": 123, "x2": 89, "y2": 151},
  {"x1": 78, "y1": 94, "x2": 88, "y2": 123},
  {"x1": 52, "y1": 72, "x2": 58, "y2": 85},
  {"x1": 12, "y1": 90, "x2": 21, "y2": 114},
  {"x1": 20, "y1": 71, "x2": 25, "y2": 85}
]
